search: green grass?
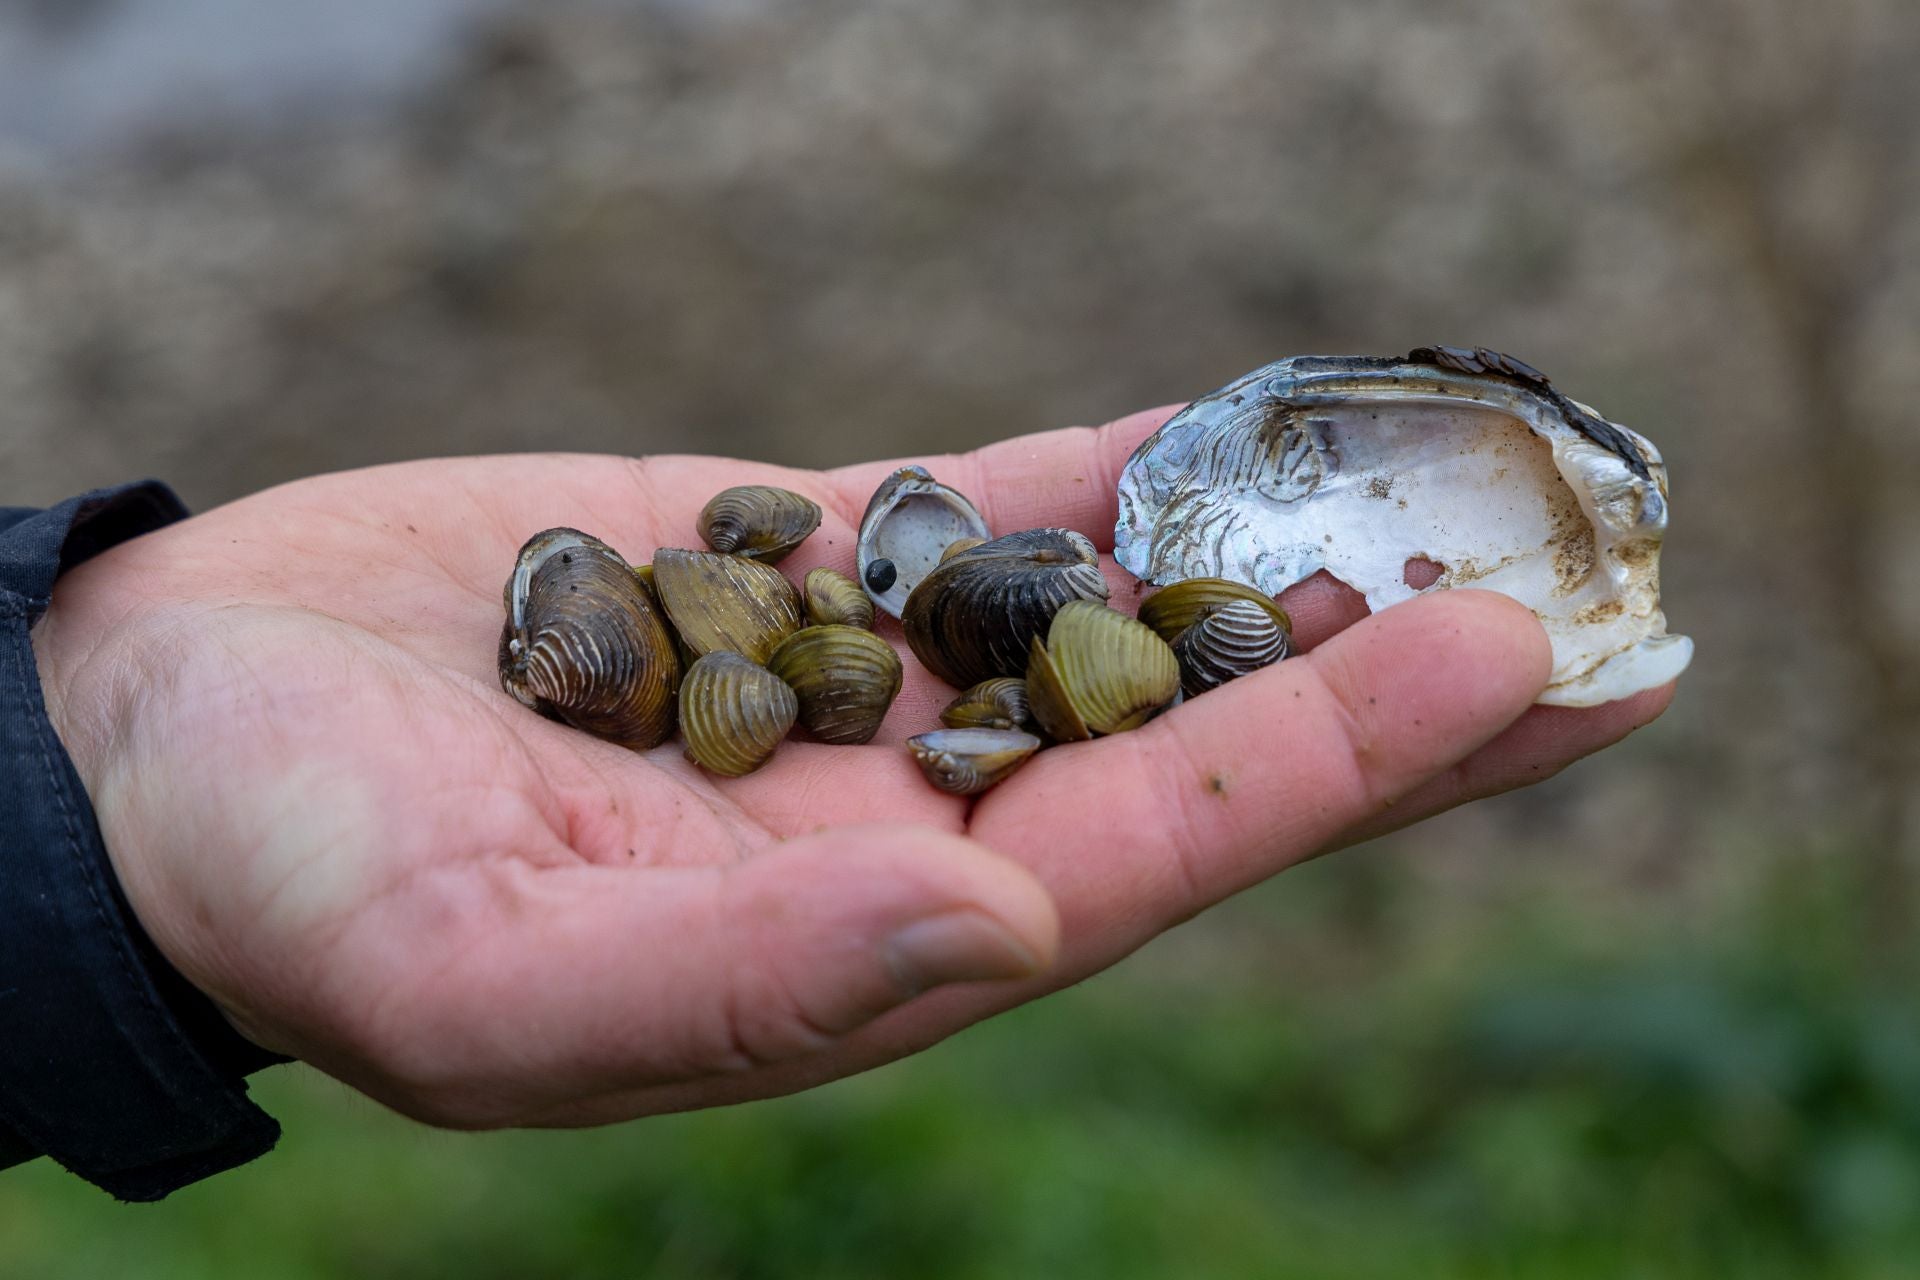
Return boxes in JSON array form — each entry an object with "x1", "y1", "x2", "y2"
[{"x1": 5, "y1": 847, "x2": 1918, "y2": 1279}]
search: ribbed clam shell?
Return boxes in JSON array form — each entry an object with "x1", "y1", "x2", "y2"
[
  {"x1": 652, "y1": 548, "x2": 804, "y2": 665},
  {"x1": 1024, "y1": 635, "x2": 1089, "y2": 742},
  {"x1": 499, "y1": 528, "x2": 680, "y2": 749},
  {"x1": 697, "y1": 485, "x2": 822, "y2": 563},
  {"x1": 766, "y1": 625, "x2": 903, "y2": 745},
  {"x1": 1136, "y1": 578, "x2": 1291, "y2": 646},
  {"x1": 1170, "y1": 599, "x2": 1290, "y2": 695},
  {"x1": 902, "y1": 528, "x2": 1111, "y2": 689},
  {"x1": 856, "y1": 465, "x2": 991, "y2": 618},
  {"x1": 907, "y1": 728, "x2": 1042, "y2": 796},
  {"x1": 939, "y1": 678, "x2": 1031, "y2": 732},
  {"x1": 802, "y1": 567, "x2": 875, "y2": 630},
  {"x1": 679, "y1": 652, "x2": 798, "y2": 777},
  {"x1": 1025, "y1": 600, "x2": 1179, "y2": 740}
]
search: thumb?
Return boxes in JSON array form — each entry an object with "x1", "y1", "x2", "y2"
[
  {"x1": 370, "y1": 824, "x2": 1059, "y2": 1123},
  {"x1": 692, "y1": 823, "x2": 1061, "y2": 1068}
]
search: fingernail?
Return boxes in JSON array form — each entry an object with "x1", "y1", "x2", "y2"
[{"x1": 883, "y1": 911, "x2": 1043, "y2": 996}]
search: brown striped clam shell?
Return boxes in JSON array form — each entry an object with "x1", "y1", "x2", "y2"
[
  {"x1": 802, "y1": 567, "x2": 875, "y2": 631},
  {"x1": 651, "y1": 548, "x2": 804, "y2": 665},
  {"x1": 679, "y1": 651, "x2": 798, "y2": 777},
  {"x1": 1137, "y1": 578, "x2": 1292, "y2": 696},
  {"x1": 498, "y1": 528, "x2": 681, "y2": 750},
  {"x1": 766, "y1": 625, "x2": 904, "y2": 745},
  {"x1": 939, "y1": 678, "x2": 1031, "y2": 732},
  {"x1": 697, "y1": 485, "x2": 822, "y2": 563},
  {"x1": 902, "y1": 528, "x2": 1110, "y2": 689}
]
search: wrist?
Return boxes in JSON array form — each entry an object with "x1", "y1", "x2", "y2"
[{"x1": 0, "y1": 483, "x2": 285, "y2": 1199}]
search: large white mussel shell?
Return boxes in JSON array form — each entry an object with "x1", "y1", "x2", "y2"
[
  {"x1": 856, "y1": 465, "x2": 991, "y2": 618},
  {"x1": 1114, "y1": 347, "x2": 1693, "y2": 707}
]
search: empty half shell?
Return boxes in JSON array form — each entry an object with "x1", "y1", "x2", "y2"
[
  {"x1": 1138, "y1": 578, "x2": 1292, "y2": 696},
  {"x1": 651, "y1": 547, "x2": 804, "y2": 665},
  {"x1": 679, "y1": 651, "x2": 798, "y2": 777},
  {"x1": 499, "y1": 528, "x2": 681, "y2": 749},
  {"x1": 802, "y1": 567, "x2": 875, "y2": 630},
  {"x1": 1114, "y1": 347, "x2": 1692, "y2": 707},
  {"x1": 856, "y1": 465, "x2": 991, "y2": 618},
  {"x1": 766, "y1": 625, "x2": 904, "y2": 745},
  {"x1": 902, "y1": 527, "x2": 1111, "y2": 689},
  {"x1": 939, "y1": 678, "x2": 1031, "y2": 732},
  {"x1": 1026, "y1": 600, "x2": 1180, "y2": 742},
  {"x1": 697, "y1": 485, "x2": 822, "y2": 563},
  {"x1": 907, "y1": 728, "x2": 1042, "y2": 796}
]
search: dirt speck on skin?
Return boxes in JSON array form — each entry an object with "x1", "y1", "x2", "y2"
[{"x1": 1208, "y1": 773, "x2": 1229, "y2": 795}]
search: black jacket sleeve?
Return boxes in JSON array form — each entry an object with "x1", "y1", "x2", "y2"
[{"x1": 1, "y1": 483, "x2": 287, "y2": 1202}]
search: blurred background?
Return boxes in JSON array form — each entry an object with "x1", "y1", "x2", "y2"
[{"x1": 2, "y1": 0, "x2": 1918, "y2": 1274}]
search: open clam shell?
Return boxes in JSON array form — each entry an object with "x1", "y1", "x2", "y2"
[
  {"x1": 856, "y1": 465, "x2": 991, "y2": 618},
  {"x1": 698, "y1": 485, "x2": 821, "y2": 563},
  {"x1": 902, "y1": 527, "x2": 1111, "y2": 689},
  {"x1": 907, "y1": 728, "x2": 1042, "y2": 796},
  {"x1": 499, "y1": 528, "x2": 681, "y2": 750},
  {"x1": 939, "y1": 677, "x2": 1032, "y2": 732},
  {"x1": 679, "y1": 651, "x2": 798, "y2": 776},
  {"x1": 1025, "y1": 600, "x2": 1180, "y2": 741},
  {"x1": 766, "y1": 624, "x2": 904, "y2": 745},
  {"x1": 802, "y1": 567, "x2": 876, "y2": 631},
  {"x1": 652, "y1": 548, "x2": 804, "y2": 665},
  {"x1": 1114, "y1": 347, "x2": 1693, "y2": 707}
]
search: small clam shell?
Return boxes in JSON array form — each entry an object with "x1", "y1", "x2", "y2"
[
  {"x1": 939, "y1": 537, "x2": 986, "y2": 563},
  {"x1": 1169, "y1": 599, "x2": 1290, "y2": 695},
  {"x1": 856, "y1": 465, "x2": 991, "y2": 617},
  {"x1": 652, "y1": 548, "x2": 804, "y2": 665},
  {"x1": 1137, "y1": 578, "x2": 1292, "y2": 696},
  {"x1": 499, "y1": 528, "x2": 680, "y2": 749},
  {"x1": 1025, "y1": 600, "x2": 1180, "y2": 741},
  {"x1": 902, "y1": 528, "x2": 1111, "y2": 689},
  {"x1": 907, "y1": 728, "x2": 1042, "y2": 796},
  {"x1": 802, "y1": 567, "x2": 875, "y2": 630},
  {"x1": 679, "y1": 651, "x2": 798, "y2": 777},
  {"x1": 1136, "y1": 578, "x2": 1291, "y2": 644},
  {"x1": 766, "y1": 625, "x2": 904, "y2": 745},
  {"x1": 697, "y1": 485, "x2": 822, "y2": 563},
  {"x1": 939, "y1": 678, "x2": 1031, "y2": 732},
  {"x1": 1024, "y1": 635, "x2": 1089, "y2": 742}
]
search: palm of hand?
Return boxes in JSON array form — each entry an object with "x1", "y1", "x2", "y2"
[{"x1": 31, "y1": 412, "x2": 1670, "y2": 1129}]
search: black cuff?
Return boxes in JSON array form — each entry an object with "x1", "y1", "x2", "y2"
[{"x1": 1, "y1": 483, "x2": 287, "y2": 1201}]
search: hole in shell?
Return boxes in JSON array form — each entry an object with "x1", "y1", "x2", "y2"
[{"x1": 1403, "y1": 556, "x2": 1445, "y2": 590}]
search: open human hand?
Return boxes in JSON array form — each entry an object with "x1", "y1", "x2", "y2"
[{"x1": 29, "y1": 408, "x2": 1673, "y2": 1130}]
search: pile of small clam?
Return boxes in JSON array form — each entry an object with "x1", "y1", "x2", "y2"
[{"x1": 498, "y1": 466, "x2": 1291, "y2": 795}]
